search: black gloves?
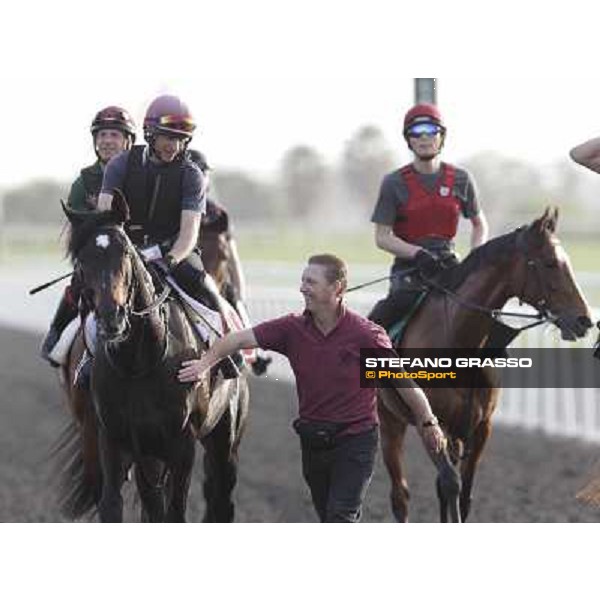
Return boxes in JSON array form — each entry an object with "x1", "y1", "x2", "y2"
[
  {"x1": 413, "y1": 249, "x2": 460, "y2": 278},
  {"x1": 413, "y1": 249, "x2": 443, "y2": 277},
  {"x1": 440, "y1": 253, "x2": 460, "y2": 269}
]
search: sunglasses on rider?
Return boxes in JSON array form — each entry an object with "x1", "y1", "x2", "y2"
[
  {"x1": 406, "y1": 122, "x2": 443, "y2": 138},
  {"x1": 158, "y1": 115, "x2": 196, "y2": 133}
]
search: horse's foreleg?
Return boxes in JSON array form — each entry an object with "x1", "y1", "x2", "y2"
[
  {"x1": 97, "y1": 429, "x2": 125, "y2": 522},
  {"x1": 201, "y1": 411, "x2": 238, "y2": 523},
  {"x1": 165, "y1": 433, "x2": 196, "y2": 523},
  {"x1": 459, "y1": 419, "x2": 492, "y2": 522},
  {"x1": 432, "y1": 446, "x2": 462, "y2": 523},
  {"x1": 379, "y1": 411, "x2": 410, "y2": 522},
  {"x1": 135, "y1": 458, "x2": 167, "y2": 522}
]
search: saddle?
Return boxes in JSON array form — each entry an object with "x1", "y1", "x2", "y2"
[
  {"x1": 48, "y1": 247, "x2": 256, "y2": 367},
  {"x1": 388, "y1": 291, "x2": 428, "y2": 346}
]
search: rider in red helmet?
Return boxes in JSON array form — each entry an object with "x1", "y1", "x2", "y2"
[
  {"x1": 40, "y1": 106, "x2": 136, "y2": 365},
  {"x1": 369, "y1": 103, "x2": 489, "y2": 332},
  {"x1": 95, "y1": 94, "x2": 243, "y2": 378}
]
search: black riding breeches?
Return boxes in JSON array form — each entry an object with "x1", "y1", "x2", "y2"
[
  {"x1": 368, "y1": 287, "x2": 422, "y2": 331},
  {"x1": 169, "y1": 251, "x2": 219, "y2": 312}
]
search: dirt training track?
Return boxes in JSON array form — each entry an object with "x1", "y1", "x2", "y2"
[{"x1": 1, "y1": 325, "x2": 599, "y2": 523}]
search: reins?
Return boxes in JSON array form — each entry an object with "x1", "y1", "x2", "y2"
[
  {"x1": 90, "y1": 225, "x2": 172, "y2": 379},
  {"x1": 349, "y1": 228, "x2": 554, "y2": 335}
]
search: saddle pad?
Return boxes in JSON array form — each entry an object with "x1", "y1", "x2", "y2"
[
  {"x1": 165, "y1": 275, "x2": 223, "y2": 341},
  {"x1": 48, "y1": 316, "x2": 82, "y2": 366},
  {"x1": 220, "y1": 299, "x2": 257, "y2": 363}
]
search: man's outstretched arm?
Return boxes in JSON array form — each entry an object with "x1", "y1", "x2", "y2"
[{"x1": 178, "y1": 328, "x2": 258, "y2": 382}]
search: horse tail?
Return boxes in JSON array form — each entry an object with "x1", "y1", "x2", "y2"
[{"x1": 50, "y1": 404, "x2": 102, "y2": 521}]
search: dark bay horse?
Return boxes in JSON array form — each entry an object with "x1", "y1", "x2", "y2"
[
  {"x1": 377, "y1": 208, "x2": 592, "y2": 522},
  {"x1": 56, "y1": 192, "x2": 248, "y2": 522}
]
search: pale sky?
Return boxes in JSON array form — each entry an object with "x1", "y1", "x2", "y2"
[
  {"x1": 1, "y1": 76, "x2": 599, "y2": 190},
  {"x1": 1, "y1": 2, "x2": 599, "y2": 190}
]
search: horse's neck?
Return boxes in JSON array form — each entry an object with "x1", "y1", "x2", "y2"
[
  {"x1": 456, "y1": 261, "x2": 516, "y2": 313},
  {"x1": 132, "y1": 257, "x2": 157, "y2": 311},
  {"x1": 406, "y1": 262, "x2": 516, "y2": 348},
  {"x1": 201, "y1": 232, "x2": 230, "y2": 291},
  {"x1": 128, "y1": 257, "x2": 166, "y2": 354}
]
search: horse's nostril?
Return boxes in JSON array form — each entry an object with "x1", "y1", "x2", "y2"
[{"x1": 577, "y1": 316, "x2": 593, "y2": 329}]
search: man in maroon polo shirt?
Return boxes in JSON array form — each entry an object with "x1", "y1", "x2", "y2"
[{"x1": 178, "y1": 254, "x2": 445, "y2": 522}]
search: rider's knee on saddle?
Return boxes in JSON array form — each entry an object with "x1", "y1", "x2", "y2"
[
  {"x1": 368, "y1": 289, "x2": 421, "y2": 332},
  {"x1": 40, "y1": 284, "x2": 81, "y2": 366}
]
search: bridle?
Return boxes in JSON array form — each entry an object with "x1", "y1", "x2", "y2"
[
  {"x1": 421, "y1": 227, "x2": 557, "y2": 335},
  {"x1": 77, "y1": 225, "x2": 172, "y2": 378}
]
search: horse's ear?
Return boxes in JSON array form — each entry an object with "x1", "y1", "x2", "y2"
[
  {"x1": 61, "y1": 200, "x2": 90, "y2": 226},
  {"x1": 531, "y1": 206, "x2": 558, "y2": 236},
  {"x1": 540, "y1": 205, "x2": 558, "y2": 234},
  {"x1": 111, "y1": 189, "x2": 131, "y2": 224},
  {"x1": 549, "y1": 206, "x2": 559, "y2": 233}
]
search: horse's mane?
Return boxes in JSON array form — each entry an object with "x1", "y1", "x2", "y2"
[
  {"x1": 435, "y1": 227, "x2": 524, "y2": 292},
  {"x1": 66, "y1": 211, "x2": 123, "y2": 262}
]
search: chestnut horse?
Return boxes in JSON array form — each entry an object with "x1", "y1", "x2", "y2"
[
  {"x1": 377, "y1": 208, "x2": 592, "y2": 522},
  {"x1": 55, "y1": 192, "x2": 248, "y2": 522}
]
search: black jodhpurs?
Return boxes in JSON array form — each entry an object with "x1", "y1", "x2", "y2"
[
  {"x1": 169, "y1": 250, "x2": 220, "y2": 312},
  {"x1": 368, "y1": 272, "x2": 423, "y2": 331}
]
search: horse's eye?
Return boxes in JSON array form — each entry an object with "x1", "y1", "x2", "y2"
[{"x1": 546, "y1": 260, "x2": 559, "y2": 269}]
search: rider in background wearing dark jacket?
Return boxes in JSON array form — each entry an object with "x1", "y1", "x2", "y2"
[
  {"x1": 40, "y1": 106, "x2": 136, "y2": 364},
  {"x1": 369, "y1": 103, "x2": 489, "y2": 332}
]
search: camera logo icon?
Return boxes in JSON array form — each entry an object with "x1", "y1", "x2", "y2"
[{"x1": 365, "y1": 371, "x2": 376, "y2": 379}]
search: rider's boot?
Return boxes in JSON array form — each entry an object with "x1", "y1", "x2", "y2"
[{"x1": 40, "y1": 288, "x2": 79, "y2": 367}]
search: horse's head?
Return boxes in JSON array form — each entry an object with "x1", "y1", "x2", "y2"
[
  {"x1": 516, "y1": 207, "x2": 592, "y2": 341},
  {"x1": 64, "y1": 191, "x2": 135, "y2": 342},
  {"x1": 199, "y1": 230, "x2": 231, "y2": 291}
]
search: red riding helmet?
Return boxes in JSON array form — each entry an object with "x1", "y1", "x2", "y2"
[
  {"x1": 143, "y1": 95, "x2": 196, "y2": 142},
  {"x1": 91, "y1": 106, "x2": 136, "y2": 143},
  {"x1": 403, "y1": 103, "x2": 445, "y2": 134}
]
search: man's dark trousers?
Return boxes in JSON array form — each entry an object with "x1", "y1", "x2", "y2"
[{"x1": 300, "y1": 426, "x2": 378, "y2": 523}]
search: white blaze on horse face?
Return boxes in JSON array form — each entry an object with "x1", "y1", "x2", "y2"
[{"x1": 96, "y1": 234, "x2": 110, "y2": 250}]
